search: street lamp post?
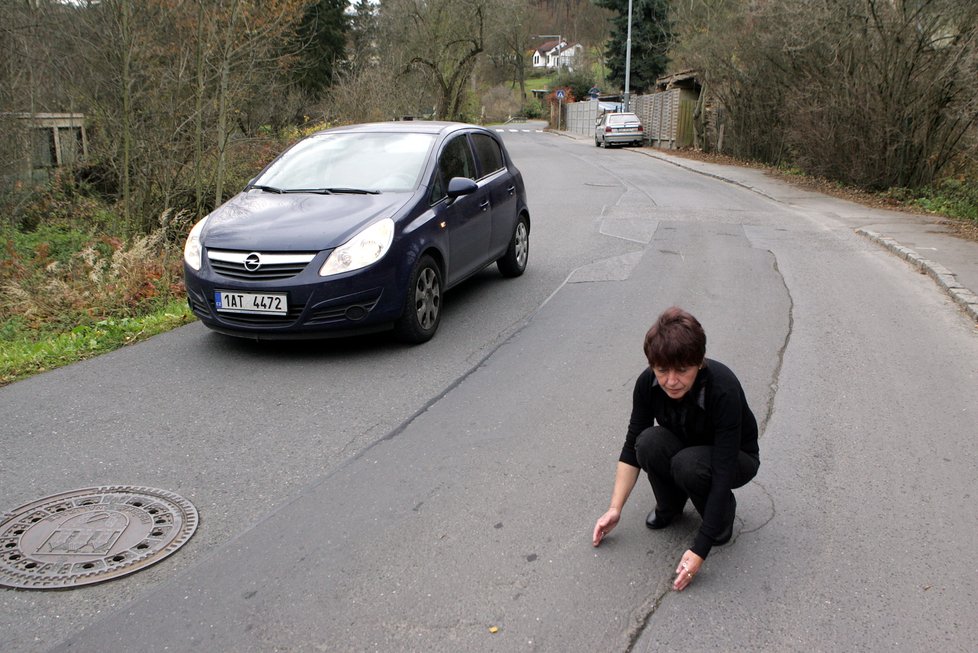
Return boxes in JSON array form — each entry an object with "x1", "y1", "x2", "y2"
[{"x1": 623, "y1": 0, "x2": 633, "y2": 112}]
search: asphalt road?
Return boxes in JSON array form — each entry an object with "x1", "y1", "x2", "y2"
[{"x1": 1, "y1": 122, "x2": 976, "y2": 652}]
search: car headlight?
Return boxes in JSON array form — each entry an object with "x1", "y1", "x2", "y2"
[
  {"x1": 183, "y1": 217, "x2": 208, "y2": 271},
  {"x1": 320, "y1": 218, "x2": 394, "y2": 277}
]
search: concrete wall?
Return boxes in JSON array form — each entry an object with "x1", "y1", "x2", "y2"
[{"x1": 563, "y1": 99, "x2": 602, "y2": 137}]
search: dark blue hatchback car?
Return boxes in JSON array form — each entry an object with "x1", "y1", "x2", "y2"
[{"x1": 183, "y1": 121, "x2": 530, "y2": 343}]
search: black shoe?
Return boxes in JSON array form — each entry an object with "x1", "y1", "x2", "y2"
[{"x1": 645, "y1": 510, "x2": 676, "y2": 530}]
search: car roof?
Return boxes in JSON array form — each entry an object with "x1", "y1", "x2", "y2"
[{"x1": 313, "y1": 121, "x2": 488, "y2": 137}]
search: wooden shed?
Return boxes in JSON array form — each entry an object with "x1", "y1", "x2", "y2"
[{"x1": 1, "y1": 112, "x2": 88, "y2": 182}]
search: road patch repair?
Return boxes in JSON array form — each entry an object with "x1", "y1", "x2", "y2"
[{"x1": 0, "y1": 486, "x2": 197, "y2": 589}]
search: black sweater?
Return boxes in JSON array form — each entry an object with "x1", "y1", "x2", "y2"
[{"x1": 619, "y1": 359, "x2": 759, "y2": 558}]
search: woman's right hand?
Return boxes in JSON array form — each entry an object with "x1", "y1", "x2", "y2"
[{"x1": 592, "y1": 508, "x2": 621, "y2": 546}]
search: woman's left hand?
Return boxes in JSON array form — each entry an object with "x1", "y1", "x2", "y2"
[{"x1": 673, "y1": 550, "x2": 704, "y2": 591}]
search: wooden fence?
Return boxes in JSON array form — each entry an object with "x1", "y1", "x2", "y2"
[{"x1": 562, "y1": 88, "x2": 695, "y2": 149}]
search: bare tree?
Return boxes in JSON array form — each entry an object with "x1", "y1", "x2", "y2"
[
  {"x1": 61, "y1": 0, "x2": 308, "y2": 228},
  {"x1": 784, "y1": 0, "x2": 978, "y2": 188},
  {"x1": 198, "y1": 0, "x2": 308, "y2": 206},
  {"x1": 488, "y1": 0, "x2": 534, "y2": 109},
  {"x1": 381, "y1": 0, "x2": 493, "y2": 121},
  {"x1": 670, "y1": 0, "x2": 978, "y2": 189},
  {"x1": 0, "y1": 1, "x2": 82, "y2": 200}
]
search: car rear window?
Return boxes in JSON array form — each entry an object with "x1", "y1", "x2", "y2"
[
  {"x1": 471, "y1": 133, "x2": 504, "y2": 177},
  {"x1": 608, "y1": 114, "x2": 640, "y2": 125}
]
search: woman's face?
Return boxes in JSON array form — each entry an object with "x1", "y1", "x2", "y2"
[{"x1": 652, "y1": 365, "x2": 700, "y2": 400}]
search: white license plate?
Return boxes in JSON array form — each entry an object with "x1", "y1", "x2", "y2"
[{"x1": 215, "y1": 291, "x2": 288, "y2": 315}]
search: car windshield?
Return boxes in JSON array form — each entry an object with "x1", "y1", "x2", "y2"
[{"x1": 252, "y1": 132, "x2": 436, "y2": 193}]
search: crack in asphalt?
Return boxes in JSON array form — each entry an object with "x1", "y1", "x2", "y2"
[
  {"x1": 566, "y1": 146, "x2": 661, "y2": 209},
  {"x1": 621, "y1": 245, "x2": 794, "y2": 652},
  {"x1": 738, "y1": 480, "x2": 777, "y2": 536},
  {"x1": 620, "y1": 591, "x2": 667, "y2": 651},
  {"x1": 761, "y1": 252, "x2": 795, "y2": 438}
]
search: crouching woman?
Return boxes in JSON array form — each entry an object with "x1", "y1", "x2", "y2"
[{"x1": 592, "y1": 307, "x2": 760, "y2": 591}]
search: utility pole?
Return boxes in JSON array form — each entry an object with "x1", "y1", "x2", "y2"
[{"x1": 623, "y1": 0, "x2": 633, "y2": 112}]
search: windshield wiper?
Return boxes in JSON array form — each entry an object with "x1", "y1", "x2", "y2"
[
  {"x1": 280, "y1": 187, "x2": 381, "y2": 195},
  {"x1": 246, "y1": 184, "x2": 284, "y2": 194}
]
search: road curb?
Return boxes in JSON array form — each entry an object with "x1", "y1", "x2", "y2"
[{"x1": 856, "y1": 228, "x2": 978, "y2": 323}]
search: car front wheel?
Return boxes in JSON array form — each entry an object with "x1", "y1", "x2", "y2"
[
  {"x1": 394, "y1": 254, "x2": 442, "y2": 344},
  {"x1": 497, "y1": 215, "x2": 529, "y2": 278}
]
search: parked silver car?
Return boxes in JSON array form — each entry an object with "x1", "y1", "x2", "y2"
[{"x1": 594, "y1": 112, "x2": 644, "y2": 148}]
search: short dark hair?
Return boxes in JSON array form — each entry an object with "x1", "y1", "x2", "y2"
[{"x1": 643, "y1": 307, "x2": 706, "y2": 369}]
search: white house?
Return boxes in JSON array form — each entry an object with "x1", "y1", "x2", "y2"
[{"x1": 531, "y1": 40, "x2": 583, "y2": 71}]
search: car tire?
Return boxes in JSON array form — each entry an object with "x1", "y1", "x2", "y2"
[
  {"x1": 594, "y1": 137, "x2": 600, "y2": 147},
  {"x1": 497, "y1": 215, "x2": 529, "y2": 278},
  {"x1": 394, "y1": 254, "x2": 442, "y2": 344}
]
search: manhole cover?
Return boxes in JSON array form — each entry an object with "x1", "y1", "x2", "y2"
[{"x1": 0, "y1": 486, "x2": 198, "y2": 590}]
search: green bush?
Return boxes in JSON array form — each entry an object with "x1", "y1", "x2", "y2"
[
  {"x1": 523, "y1": 97, "x2": 544, "y2": 119},
  {"x1": 884, "y1": 178, "x2": 978, "y2": 221},
  {"x1": 3, "y1": 171, "x2": 111, "y2": 233},
  {"x1": 916, "y1": 178, "x2": 978, "y2": 221},
  {"x1": 561, "y1": 70, "x2": 599, "y2": 105}
]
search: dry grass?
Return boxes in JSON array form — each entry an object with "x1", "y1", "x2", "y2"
[{"x1": 0, "y1": 223, "x2": 186, "y2": 333}]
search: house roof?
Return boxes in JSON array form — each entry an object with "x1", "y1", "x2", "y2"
[{"x1": 535, "y1": 40, "x2": 563, "y2": 56}]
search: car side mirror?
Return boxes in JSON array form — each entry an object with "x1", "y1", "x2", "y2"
[{"x1": 447, "y1": 177, "x2": 478, "y2": 199}]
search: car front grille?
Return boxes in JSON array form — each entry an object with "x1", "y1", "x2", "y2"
[{"x1": 207, "y1": 249, "x2": 317, "y2": 281}]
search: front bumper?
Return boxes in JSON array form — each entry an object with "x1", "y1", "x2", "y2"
[{"x1": 184, "y1": 253, "x2": 404, "y2": 339}]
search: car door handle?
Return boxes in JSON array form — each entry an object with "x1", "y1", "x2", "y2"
[
  {"x1": 506, "y1": 185, "x2": 516, "y2": 195},
  {"x1": 479, "y1": 200, "x2": 490, "y2": 211}
]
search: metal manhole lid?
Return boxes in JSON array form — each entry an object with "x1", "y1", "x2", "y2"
[{"x1": 0, "y1": 486, "x2": 198, "y2": 590}]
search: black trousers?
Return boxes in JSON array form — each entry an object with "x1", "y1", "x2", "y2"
[{"x1": 634, "y1": 426, "x2": 759, "y2": 523}]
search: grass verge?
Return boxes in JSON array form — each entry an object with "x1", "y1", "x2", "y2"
[{"x1": 0, "y1": 299, "x2": 195, "y2": 387}]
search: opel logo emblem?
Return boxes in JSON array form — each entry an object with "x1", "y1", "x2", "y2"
[{"x1": 244, "y1": 252, "x2": 262, "y2": 272}]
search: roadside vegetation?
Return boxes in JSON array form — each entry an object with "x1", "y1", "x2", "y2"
[
  {"x1": 0, "y1": 177, "x2": 193, "y2": 386},
  {"x1": 0, "y1": 125, "x2": 313, "y2": 387}
]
